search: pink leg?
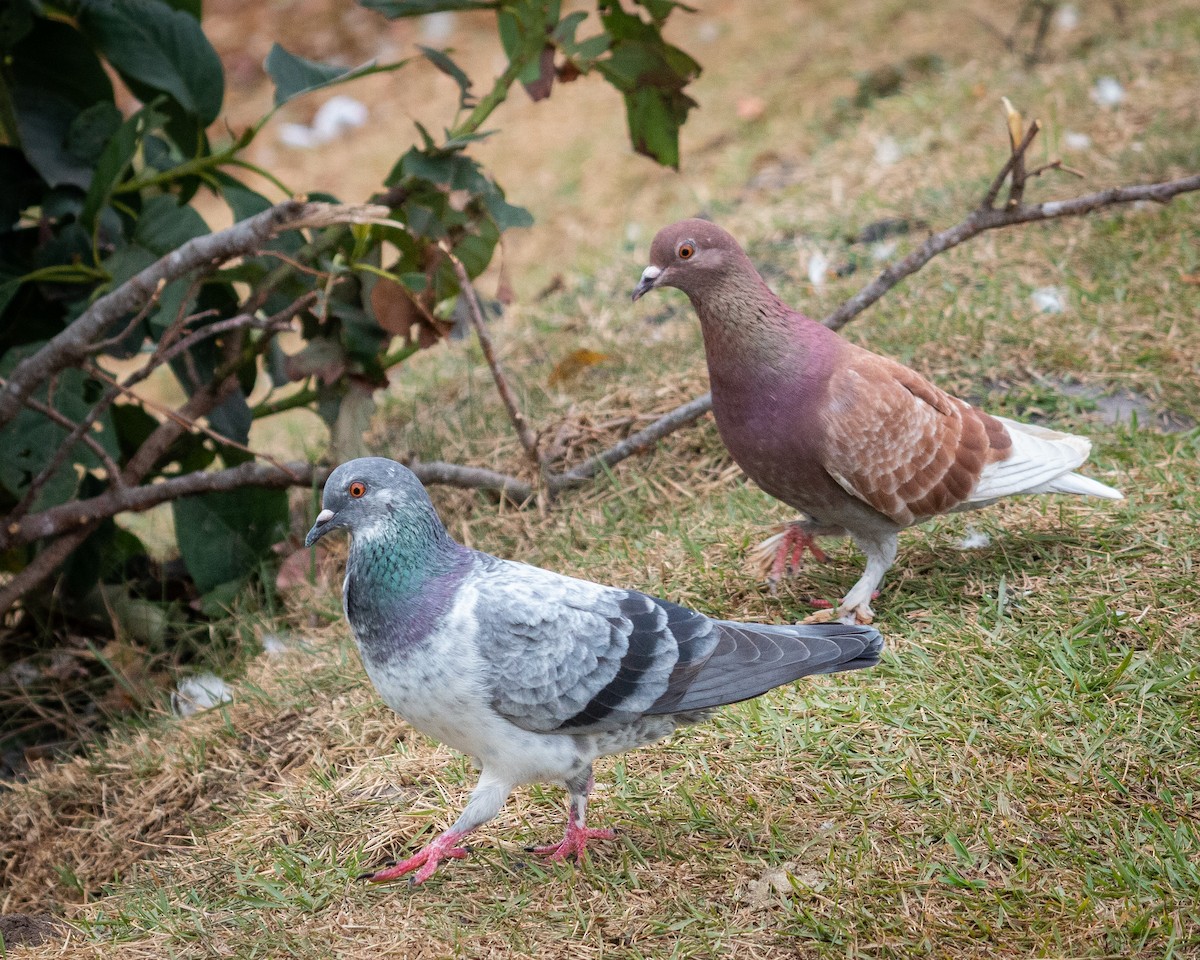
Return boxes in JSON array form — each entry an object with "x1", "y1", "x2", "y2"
[
  {"x1": 529, "y1": 770, "x2": 616, "y2": 864},
  {"x1": 768, "y1": 523, "x2": 828, "y2": 584},
  {"x1": 530, "y1": 807, "x2": 616, "y2": 863},
  {"x1": 362, "y1": 829, "x2": 471, "y2": 886},
  {"x1": 807, "y1": 589, "x2": 879, "y2": 611}
]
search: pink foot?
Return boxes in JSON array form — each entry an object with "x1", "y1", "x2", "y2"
[
  {"x1": 530, "y1": 821, "x2": 616, "y2": 863},
  {"x1": 763, "y1": 525, "x2": 828, "y2": 585},
  {"x1": 361, "y1": 830, "x2": 470, "y2": 885},
  {"x1": 806, "y1": 589, "x2": 879, "y2": 611}
]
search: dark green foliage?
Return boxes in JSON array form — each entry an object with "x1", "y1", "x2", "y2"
[{"x1": 0, "y1": 0, "x2": 698, "y2": 614}]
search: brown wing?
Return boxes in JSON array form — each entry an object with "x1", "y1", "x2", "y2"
[{"x1": 820, "y1": 350, "x2": 1011, "y2": 526}]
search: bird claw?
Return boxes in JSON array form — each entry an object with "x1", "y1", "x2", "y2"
[
  {"x1": 530, "y1": 825, "x2": 617, "y2": 863},
  {"x1": 752, "y1": 523, "x2": 828, "y2": 584},
  {"x1": 361, "y1": 832, "x2": 470, "y2": 886}
]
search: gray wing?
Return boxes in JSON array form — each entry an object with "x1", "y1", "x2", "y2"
[{"x1": 474, "y1": 557, "x2": 882, "y2": 736}]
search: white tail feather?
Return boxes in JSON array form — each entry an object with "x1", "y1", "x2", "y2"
[
  {"x1": 1028, "y1": 471, "x2": 1123, "y2": 499},
  {"x1": 970, "y1": 416, "x2": 1122, "y2": 502}
]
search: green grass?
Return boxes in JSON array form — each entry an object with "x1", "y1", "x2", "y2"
[{"x1": 3, "y1": 0, "x2": 1199, "y2": 956}]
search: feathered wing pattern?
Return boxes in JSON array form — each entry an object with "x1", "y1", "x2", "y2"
[
  {"x1": 475, "y1": 557, "x2": 882, "y2": 736},
  {"x1": 820, "y1": 352, "x2": 1012, "y2": 526},
  {"x1": 820, "y1": 351, "x2": 1122, "y2": 524}
]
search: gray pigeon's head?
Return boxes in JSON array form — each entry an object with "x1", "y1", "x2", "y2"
[
  {"x1": 631, "y1": 219, "x2": 746, "y2": 302},
  {"x1": 305, "y1": 457, "x2": 439, "y2": 547}
]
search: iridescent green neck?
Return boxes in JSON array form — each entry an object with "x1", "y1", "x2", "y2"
[{"x1": 346, "y1": 511, "x2": 460, "y2": 599}]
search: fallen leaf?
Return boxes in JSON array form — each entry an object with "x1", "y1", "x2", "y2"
[
  {"x1": 1180, "y1": 273, "x2": 1200, "y2": 286},
  {"x1": 549, "y1": 348, "x2": 611, "y2": 386}
]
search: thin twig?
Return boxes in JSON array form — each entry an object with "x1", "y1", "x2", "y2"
[
  {"x1": 549, "y1": 392, "x2": 715, "y2": 492},
  {"x1": 982, "y1": 120, "x2": 1041, "y2": 209},
  {"x1": 81, "y1": 364, "x2": 303, "y2": 483},
  {"x1": 0, "y1": 377, "x2": 123, "y2": 486},
  {"x1": 89, "y1": 279, "x2": 166, "y2": 352},
  {"x1": 1006, "y1": 119, "x2": 1041, "y2": 207},
  {"x1": 824, "y1": 171, "x2": 1200, "y2": 331},
  {"x1": 438, "y1": 241, "x2": 542, "y2": 468}
]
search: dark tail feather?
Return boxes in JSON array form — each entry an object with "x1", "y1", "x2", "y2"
[{"x1": 646, "y1": 622, "x2": 883, "y2": 715}]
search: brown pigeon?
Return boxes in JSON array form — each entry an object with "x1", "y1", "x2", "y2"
[{"x1": 632, "y1": 218, "x2": 1123, "y2": 622}]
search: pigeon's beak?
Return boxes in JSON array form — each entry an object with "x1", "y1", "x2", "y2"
[
  {"x1": 304, "y1": 508, "x2": 336, "y2": 547},
  {"x1": 631, "y1": 265, "x2": 663, "y2": 302}
]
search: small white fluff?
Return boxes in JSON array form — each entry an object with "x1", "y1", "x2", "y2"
[
  {"x1": 173, "y1": 673, "x2": 233, "y2": 717},
  {"x1": 1054, "y1": 4, "x2": 1080, "y2": 31},
  {"x1": 279, "y1": 96, "x2": 369, "y2": 150},
  {"x1": 311, "y1": 95, "x2": 369, "y2": 141},
  {"x1": 806, "y1": 249, "x2": 829, "y2": 287},
  {"x1": 955, "y1": 528, "x2": 992, "y2": 550},
  {"x1": 1031, "y1": 286, "x2": 1066, "y2": 313},
  {"x1": 1090, "y1": 77, "x2": 1125, "y2": 108},
  {"x1": 1064, "y1": 131, "x2": 1092, "y2": 151},
  {"x1": 261, "y1": 632, "x2": 290, "y2": 657},
  {"x1": 871, "y1": 239, "x2": 899, "y2": 262},
  {"x1": 873, "y1": 136, "x2": 901, "y2": 167},
  {"x1": 420, "y1": 11, "x2": 456, "y2": 42}
]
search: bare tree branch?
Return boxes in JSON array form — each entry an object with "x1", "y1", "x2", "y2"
[
  {"x1": 549, "y1": 392, "x2": 715, "y2": 491},
  {"x1": 4, "y1": 116, "x2": 1199, "y2": 617},
  {"x1": 439, "y1": 242, "x2": 542, "y2": 469},
  {"x1": 822, "y1": 170, "x2": 1200, "y2": 331},
  {"x1": 0, "y1": 201, "x2": 390, "y2": 432},
  {"x1": 3, "y1": 460, "x2": 531, "y2": 550}
]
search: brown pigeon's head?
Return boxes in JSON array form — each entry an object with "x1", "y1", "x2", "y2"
[{"x1": 631, "y1": 219, "x2": 746, "y2": 302}]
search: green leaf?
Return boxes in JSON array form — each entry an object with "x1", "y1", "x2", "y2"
[
  {"x1": 78, "y1": 0, "x2": 225, "y2": 125},
  {"x1": 12, "y1": 87, "x2": 96, "y2": 189},
  {"x1": 264, "y1": 44, "x2": 412, "y2": 108},
  {"x1": 0, "y1": 342, "x2": 119, "y2": 511},
  {"x1": 9, "y1": 18, "x2": 114, "y2": 110},
  {"x1": 453, "y1": 219, "x2": 500, "y2": 277},
  {"x1": 65, "y1": 101, "x2": 124, "y2": 165},
  {"x1": 133, "y1": 194, "x2": 210, "y2": 255},
  {"x1": 0, "y1": 0, "x2": 34, "y2": 50},
  {"x1": 172, "y1": 487, "x2": 289, "y2": 594},
  {"x1": 266, "y1": 44, "x2": 358, "y2": 106},
  {"x1": 418, "y1": 46, "x2": 475, "y2": 110},
  {"x1": 358, "y1": 0, "x2": 498, "y2": 18},
  {"x1": 482, "y1": 188, "x2": 533, "y2": 231},
  {"x1": 635, "y1": 0, "x2": 695, "y2": 24},
  {"x1": 622, "y1": 86, "x2": 686, "y2": 169},
  {"x1": 81, "y1": 103, "x2": 167, "y2": 230}
]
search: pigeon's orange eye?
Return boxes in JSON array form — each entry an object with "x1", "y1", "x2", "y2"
[
  {"x1": 678, "y1": 242, "x2": 695, "y2": 260},
  {"x1": 348, "y1": 481, "x2": 367, "y2": 499}
]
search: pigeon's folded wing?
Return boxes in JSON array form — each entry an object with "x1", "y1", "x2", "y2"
[
  {"x1": 821, "y1": 352, "x2": 1011, "y2": 526},
  {"x1": 473, "y1": 558, "x2": 882, "y2": 735},
  {"x1": 474, "y1": 559, "x2": 718, "y2": 735}
]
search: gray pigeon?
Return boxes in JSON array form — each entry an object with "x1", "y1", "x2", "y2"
[{"x1": 305, "y1": 457, "x2": 884, "y2": 885}]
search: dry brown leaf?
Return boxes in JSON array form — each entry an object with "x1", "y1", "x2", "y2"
[{"x1": 548, "y1": 348, "x2": 612, "y2": 386}]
